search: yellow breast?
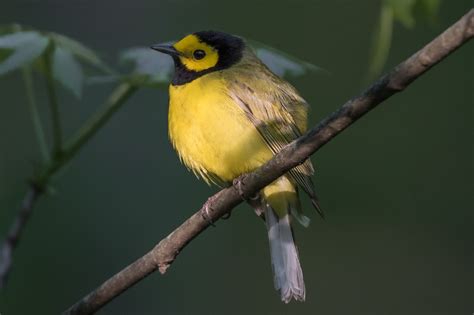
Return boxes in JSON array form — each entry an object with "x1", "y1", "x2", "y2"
[{"x1": 168, "y1": 73, "x2": 272, "y2": 184}]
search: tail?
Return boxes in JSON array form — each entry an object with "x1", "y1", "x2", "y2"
[{"x1": 263, "y1": 177, "x2": 306, "y2": 303}]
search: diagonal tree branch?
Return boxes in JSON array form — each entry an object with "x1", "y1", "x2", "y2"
[{"x1": 64, "y1": 9, "x2": 473, "y2": 315}]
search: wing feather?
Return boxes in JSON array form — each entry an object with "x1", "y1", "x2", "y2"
[{"x1": 224, "y1": 55, "x2": 322, "y2": 216}]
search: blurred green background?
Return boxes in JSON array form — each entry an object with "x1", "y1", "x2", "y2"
[{"x1": 0, "y1": 0, "x2": 473, "y2": 314}]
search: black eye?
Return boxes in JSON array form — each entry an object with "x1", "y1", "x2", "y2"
[{"x1": 193, "y1": 49, "x2": 206, "y2": 60}]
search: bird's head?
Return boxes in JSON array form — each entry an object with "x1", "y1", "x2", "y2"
[{"x1": 151, "y1": 30, "x2": 245, "y2": 85}]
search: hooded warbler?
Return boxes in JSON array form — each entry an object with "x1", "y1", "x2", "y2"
[{"x1": 151, "y1": 31, "x2": 321, "y2": 303}]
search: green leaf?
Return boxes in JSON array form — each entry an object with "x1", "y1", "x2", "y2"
[
  {"x1": 120, "y1": 47, "x2": 173, "y2": 86},
  {"x1": 368, "y1": 2, "x2": 394, "y2": 78},
  {"x1": 52, "y1": 45, "x2": 84, "y2": 98},
  {"x1": 386, "y1": 0, "x2": 416, "y2": 28},
  {"x1": 368, "y1": 0, "x2": 441, "y2": 78},
  {"x1": 0, "y1": 31, "x2": 39, "y2": 48},
  {"x1": 248, "y1": 40, "x2": 326, "y2": 78},
  {"x1": 0, "y1": 31, "x2": 49, "y2": 75},
  {"x1": 386, "y1": 0, "x2": 440, "y2": 28},
  {"x1": 50, "y1": 32, "x2": 112, "y2": 74},
  {"x1": 415, "y1": 0, "x2": 440, "y2": 23}
]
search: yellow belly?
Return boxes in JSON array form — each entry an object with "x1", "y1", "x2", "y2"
[{"x1": 168, "y1": 73, "x2": 273, "y2": 184}]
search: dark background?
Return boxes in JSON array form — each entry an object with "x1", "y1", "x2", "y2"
[{"x1": 0, "y1": 1, "x2": 472, "y2": 314}]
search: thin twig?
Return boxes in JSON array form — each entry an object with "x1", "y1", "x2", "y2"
[
  {"x1": 0, "y1": 83, "x2": 138, "y2": 288},
  {"x1": 0, "y1": 185, "x2": 42, "y2": 288},
  {"x1": 63, "y1": 9, "x2": 474, "y2": 315},
  {"x1": 36, "y1": 83, "x2": 138, "y2": 184}
]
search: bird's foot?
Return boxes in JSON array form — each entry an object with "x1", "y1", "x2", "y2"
[
  {"x1": 201, "y1": 195, "x2": 217, "y2": 227},
  {"x1": 232, "y1": 176, "x2": 259, "y2": 202}
]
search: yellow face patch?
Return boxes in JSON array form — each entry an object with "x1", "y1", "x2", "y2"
[{"x1": 173, "y1": 34, "x2": 219, "y2": 72}]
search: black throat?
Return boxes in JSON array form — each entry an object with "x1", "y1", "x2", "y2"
[{"x1": 171, "y1": 31, "x2": 245, "y2": 86}]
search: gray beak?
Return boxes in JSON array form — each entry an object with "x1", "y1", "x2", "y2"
[{"x1": 150, "y1": 44, "x2": 182, "y2": 57}]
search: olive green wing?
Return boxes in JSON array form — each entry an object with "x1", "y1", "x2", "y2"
[{"x1": 224, "y1": 62, "x2": 323, "y2": 219}]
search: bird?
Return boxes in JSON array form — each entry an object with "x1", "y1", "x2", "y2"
[{"x1": 151, "y1": 30, "x2": 321, "y2": 303}]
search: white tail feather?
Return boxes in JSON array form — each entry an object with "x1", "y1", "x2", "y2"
[{"x1": 265, "y1": 206, "x2": 305, "y2": 303}]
